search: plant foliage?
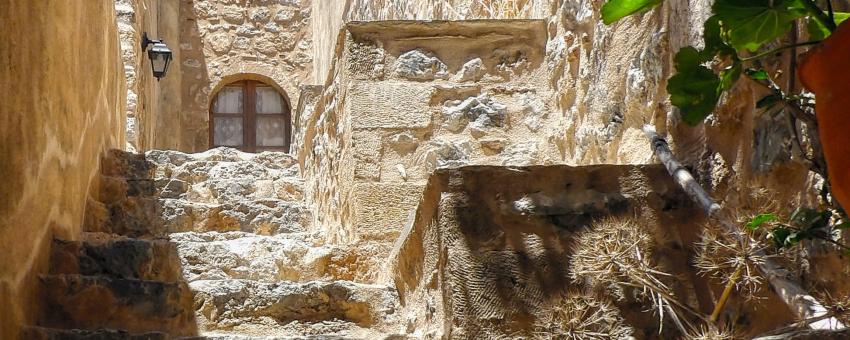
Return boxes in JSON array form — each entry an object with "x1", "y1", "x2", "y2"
[
  {"x1": 599, "y1": 0, "x2": 839, "y2": 126},
  {"x1": 601, "y1": 0, "x2": 663, "y2": 24},
  {"x1": 747, "y1": 208, "x2": 849, "y2": 250}
]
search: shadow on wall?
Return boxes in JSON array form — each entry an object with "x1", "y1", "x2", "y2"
[
  {"x1": 387, "y1": 164, "x2": 798, "y2": 338},
  {"x1": 148, "y1": 0, "x2": 212, "y2": 153},
  {"x1": 21, "y1": 150, "x2": 200, "y2": 338},
  {"x1": 169, "y1": 1, "x2": 213, "y2": 153}
]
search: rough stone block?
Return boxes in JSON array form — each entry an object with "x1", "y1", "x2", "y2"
[
  {"x1": 352, "y1": 183, "x2": 426, "y2": 241},
  {"x1": 353, "y1": 131, "x2": 383, "y2": 181},
  {"x1": 50, "y1": 236, "x2": 182, "y2": 282},
  {"x1": 39, "y1": 275, "x2": 195, "y2": 336},
  {"x1": 348, "y1": 82, "x2": 433, "y2": 129},
  {"x1": 191, "y1": 280, "x2": 400, "y2": 332}
]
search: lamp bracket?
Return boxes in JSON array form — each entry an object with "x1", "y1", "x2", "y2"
[{"x1": 141, "y1": 32, "x2": 162, "y2": 51}]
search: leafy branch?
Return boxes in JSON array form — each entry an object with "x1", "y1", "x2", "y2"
[
  {"x1": 600, "y1": 0, "x2": 846, "y2": 126},
  {"x1": 746, "y1": 208, "x2": 850, "y2": 251}
]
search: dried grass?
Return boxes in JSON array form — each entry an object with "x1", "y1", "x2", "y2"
[
  {"x1": 535, "y1": 289, "x2": 634, "y2": 340},
  {"x1": 816, "y1": 291, "x2": 850, "y2": 325},
  {"x1": 684, "y1": 325, "x2": 737, "y2": 340},
  {"x1": 694, "y1": 223, "x2": 771, "y2": 301},
  {"x1": 570, "y1": 218, "x2": 698, "y2": 333}
]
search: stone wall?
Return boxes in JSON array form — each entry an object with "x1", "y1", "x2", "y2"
[
  {"x1": 301, "y1": 20, "x2": 571, "y2": 281},
  {"x1": 152, "y1": 0, "x2": 314, "y2": 152},
  {"x1": 115, "y1": 0, "x2": 158, "y2": 152},
  {"x1": 0, "y1": 1, "x2": 126, "y2": 338},
  {"x1": 310, "y1": 0, "x2": 549, "y2": 81}
]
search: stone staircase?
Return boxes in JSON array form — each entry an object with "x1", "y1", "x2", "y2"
[{"x1": 23, "y1": 148, "x2": 408, "y2": 339}]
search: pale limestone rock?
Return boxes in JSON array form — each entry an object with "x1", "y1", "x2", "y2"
[
  {"x1": 501, "y1": 141, "x2": 541, "y2": 166},
  {"x1": 387, "y1": 131, "x2": 419, "y2": 155},
  {"x1": 273, "y1": 8, "x2": 297, "y2": 24},
  {"x1": 191, "y1": 280, "x2": 401, "y2": 332},
  {"x1": 220, "y1": 6, "x2": 245, "y2": 24},
  {"x1": 479, "y1": 137, "x2": 507, "y2": 154},
  {"x1": 159, "y1": 198, "x2": 311, "y2": 235},
  {"x1": 417, "y1": 140, "x2": 471, "y2": 171},
  {"x1": 519, "y1": 93, "x2": 547, "y2": 132},
  {"x1": 457, "y1": 58, "x2": 485, "y2": 82},
  {"x1": 170, "y1": 231, "x2": 330, "y2": 282},
  {"x1": 441, "y1": 95, "x2": 507, "y2": 133},
  {"x1": 249, "y1": 8, "x2": 270, "y2": 22},
  {"x1": 394, "y1": 49, "x2": 448, "y2": 81}
]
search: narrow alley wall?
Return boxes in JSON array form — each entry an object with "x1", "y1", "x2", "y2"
[
  {"x1": 116, "y1": 0, "x2": 159, "y2": 152},
  {"x1": 0, "y1": 1, "x2": 126, "y2": 338}
]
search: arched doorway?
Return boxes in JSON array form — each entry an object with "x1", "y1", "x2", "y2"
[{"x1": 209, "y1": 79, "x2": 291, "y2": 153}]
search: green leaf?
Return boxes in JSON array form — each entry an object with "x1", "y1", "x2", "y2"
[
  {"x1": 748, "y1": 213, "x2": 779, "y2": 230},
  {"x1": 770, "y1": 226, "x2": 793, "y2": 248},
  {"x1": 713, "y1": 0, "x2": 807, "y2": 52},
  {"x1": 601, "y1": 0, "x2": 663, "y2": 25},
  {"x1": 790, "y1": 208, "x2": 832, "y2": 231},
  {"x1": 667, "y1": 47, "x2": 721, "y2": 126},
  {"x1": 808, "y1": 12, "x2": 850, "y2": 40},
  {"x1": 702, "y1": 16, "x2": 736, "y2": 59},
  {"x1": 719, "y1": 61, "x2": 742, "y2": 91},
  {"x1": 746, "y1": 68, "x2": 770, "y2": 80}
]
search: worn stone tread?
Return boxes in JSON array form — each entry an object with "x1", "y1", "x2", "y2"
[
  {"x1": 39, "y1": 274, "x2": 195, "y2": 336},
  {"x1": 168, "y1": 231, "x2": 333, "y2": 282},
  {"x1": 20, "y1": 326, "x2": 169, "y2": 340},
  {"x1": 50, "y1": 236, "x2": 182, "y2": 282},
  {"x1": 191, "y1": 280, "x2": 400, "y2": 333},
  {"x1": 19, "y1": 326, "x2": 416, "y2": 340},
  {"x1": 159, "y1": 198, "x2": 312, "y2": 235}
]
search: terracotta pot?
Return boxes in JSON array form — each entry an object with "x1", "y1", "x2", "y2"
[{"x1": 798, "y1": 20, "x2": 850, "y2": 209}]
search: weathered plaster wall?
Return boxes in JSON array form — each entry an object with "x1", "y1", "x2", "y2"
[
  {"x1": 0, "y1": 1, "x2": 125, "y2": 338},
  {"x1": 310, "y1": 0, "x2": 348, "y2": 83},
  {"x1": 152, "y1": 0, "x2": 314, "y2": 152}
]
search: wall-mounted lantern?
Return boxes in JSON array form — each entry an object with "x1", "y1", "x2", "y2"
[{"x1": 141, "y1": 33, "x2": 173, "y2": 81}]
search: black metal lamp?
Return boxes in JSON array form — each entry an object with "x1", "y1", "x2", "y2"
[{"x1": 141, "y1": 33, "x2": 173, "y2": 81}]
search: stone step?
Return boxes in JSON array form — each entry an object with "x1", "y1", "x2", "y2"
[
  {"x1": 169, "y1": 232, "x2": 336, "y2": 282},
  {"x1": 84, "y1": 196, "x2": 163, "y2": 238},
  {"x1": 155, "y1": 177, "x2": 304, "y2": 203},
  {"x1": 85, "y1": 197, "x2": 311, "y2": 238},
  {"x1": 196, "y1": 323, "x2": 417, "y2": 339},
  {"x1": 39, "y1": 275, "x2": 195, "y2": 336},
  {"x1": 160, "y1": 198, "x2": 312, "y2": 236},
  {"x1": 146, "y1": 148, "x2": 299, "y2": 183},
  {"x1": 101, "y1": 149, "x2": 155, "y2": 180},
  {"x1": 50, "y1": 233, "x2": 182, "y2": 282},
  {"x1": 20, "y1": 326, "x2": 169, "y2": 340},
  {"x1": 20, "y1": 326, "x2": 416, "y2": 340},
  {"x1": 190, "y1": 280, "x2": 401, "y2": 335},
  {"x1": 146, "y1": 148, "x2": 298, "y2": 170}
]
